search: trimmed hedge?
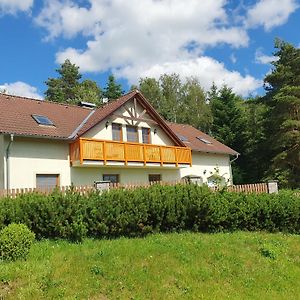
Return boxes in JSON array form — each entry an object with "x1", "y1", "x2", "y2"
[
  {"x1": 0, "y1": 184, "x2": 299, "y2": 241},
  {"x1": 0, "y1": 223, "x2": 35, "y2": 261}
]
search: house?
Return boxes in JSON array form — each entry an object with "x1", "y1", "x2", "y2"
[{"x1": 0, "y1": 90, "x2": 238, "y2": 190}]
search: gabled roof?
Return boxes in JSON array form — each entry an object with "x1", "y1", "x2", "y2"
[
  {"x1": 0, "y1": 91, "x2": 238, "y2": 155},
  {"x1": 0, "y1": 93, "x2": 91, "y2": 139},
  {"x1": 168, "y1": 122, "x2": 239, "y2": 156},
  {"x1": 77, "y1": 90, "x2": 185, "y2": 147}
]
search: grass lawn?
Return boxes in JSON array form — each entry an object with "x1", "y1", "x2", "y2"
[{"x1": 1, "y1": 232, "x2": 300, "y2": 299}]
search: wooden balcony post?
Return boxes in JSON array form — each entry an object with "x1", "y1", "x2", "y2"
[
  {"x1": 159, "y1": 146, "x2": 163, "y2": 166},
  {"x1": 103, "y1": 141, "x2": 107, "y2": 165},
  {"x1": 175, "y1": 148, "x2": 178, "y2": 167},
  {"x1": 124, "y1": 143, "x2": 128, "y2": 165},
  {"x1": 143, "y1": 144, "x2": 146, "y2": 166},
  {"x1": 79, "y1": 139, "x2": 83, "y2": 165}
]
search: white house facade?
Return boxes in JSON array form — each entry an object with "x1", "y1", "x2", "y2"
[{"x1": 0, "y1": 90, "x2": 238, "y2": 190}]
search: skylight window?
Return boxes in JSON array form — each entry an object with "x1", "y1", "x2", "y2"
[
  {"x1": 32, "y1": 115, "x2": 54, "y2": 126},
  {"x1": 176, "y1": 134, "x2": 189, "y2": 142},
  {"x1": 197, "y1": 137, "x2": 212, "y2": 144}
]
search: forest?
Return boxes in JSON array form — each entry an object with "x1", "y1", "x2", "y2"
[{"x1": 42, "y1": 39, "x2": 300, "y2": 188}]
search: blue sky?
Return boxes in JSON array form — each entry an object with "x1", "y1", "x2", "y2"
[{"x1": 0, "y1": 0, "x2": 299, "y2": 99}]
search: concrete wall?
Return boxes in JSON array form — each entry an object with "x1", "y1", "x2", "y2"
[
  {"x1": 3, "y1": 136, "x2": 181, "y2": 188},
  {"x1": 83, "y1": 99, "x2": 175, "y2": 146},
  {"x1": 0, "y1": 135, "x2": 4, "y2": 189},
  {"x1": 180, "y1": 152, "x2": 232, "y2": 185},
  {"x1": 5, "y1": 136, "x2": 71, "y2": 189},
  {"x1": 71, "y1": 167, "x2": 180, "y2": 186},
  {"x1": 0, "y1": 135, "x2": 233, "y2": 188}
]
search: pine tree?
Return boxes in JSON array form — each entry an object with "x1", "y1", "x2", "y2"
[
  {"x1": 45, "y1": 59, "x2": 81, "y2": 103},
  {"x1": 45, "y1": 59, "x2": 102, "y2": 105},
  {"x1": 103, "y1": 74, "x2": 123, "y2": 100},
  {"x1": 262, "y1": 39, "x2": 300, "y2": 187}
]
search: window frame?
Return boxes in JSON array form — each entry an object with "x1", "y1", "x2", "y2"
[
  {"x1": 148, "y1": 174, "x2": 162, "y2": 183},
  {"x1": 32, "y1": 114, "x2": 55, "y2": 126},
  {"x1": 142, "y1": 127, "x2": 151, "y2": 144},
  {"x1": 36, "y1": 174, "x2": 60, "y2": 190},
  {"x1": 112, "y1": 123, "x2": 123, "y2": 141},
  {"x1": 103, "y1": 174, "x2": 119, "y2": 183},
  {"x1": 126, "y1": 125, "x2": 139, "y2": 143}
]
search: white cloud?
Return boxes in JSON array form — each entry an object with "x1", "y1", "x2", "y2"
[
  {"x1": 255, "y1": 49, "x2": 279, "y2": 64},
  {"x1": 119, "y1": 57, "x2": 262, "y2": 97},
  {"x1": 0, "y1": 0, "x2": 33, "y2": 15},
  {"x1": 245, "y1": 0, "x2": 299, "y2": 31},
  {"x1": 35, "y1": 0, "x2": 262, "y2": 96},
  {"x1": 0, "y1": 81, "x2": 42, "y2": 99}
]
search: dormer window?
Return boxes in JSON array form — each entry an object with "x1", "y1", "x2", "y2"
[{"x1": 32, "y1": 115, "x2": 54, "y2": 126}]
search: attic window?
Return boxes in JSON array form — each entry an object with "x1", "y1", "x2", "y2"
[
  {"x1": 177, "y1": 134, "x2": 189, "y2": 142},
  {"x1": 32, "y1": 115, "x2": 54, "y2": 126},
  {"x1": 197, "y1": 137, "x2": 212, "y2": 144}
]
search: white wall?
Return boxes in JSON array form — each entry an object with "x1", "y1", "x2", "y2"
[
  {"x1": 180, "y1": 152, "x2": 232, "y2": 185},
  {"x1": 71, "y1": 167, "x2": 180, "y2": 185},
  {"x1": 0, "y1": 135, "x2": 4, "y2": 189},
  {"x1": 5, "y1": 137, "x2": 71, "y2": 189},
  {"x1": 1, "y1": 137, "x2": 233, "y2": 189},
  {"x1": 83, "y1": 99, "x2": 175, "y2": 146}
]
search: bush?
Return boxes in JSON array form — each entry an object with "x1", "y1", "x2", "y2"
[
  {"x1": 0, "y1": 223, "x2": 35, "y2": 261},
  {"x1": 0, "y1": 185, "x2": 299, "y2": 241}
]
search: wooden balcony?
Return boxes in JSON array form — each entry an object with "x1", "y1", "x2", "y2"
[{"x1": 70, "y1": 138, "x2": 192, "y2": 167}]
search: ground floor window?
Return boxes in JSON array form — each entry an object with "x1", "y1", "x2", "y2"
[
  {"x1": 103, "y1": 174, "x2": 119, "y2": 183},
  {"x1": 149, "y1": 174, "x2": 161, "y2": 183},
  {"x1": 36, "y1": 174, "x2": 60, "y2": 189}
]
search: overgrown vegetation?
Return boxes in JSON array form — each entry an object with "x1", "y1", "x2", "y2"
[
  {"x1": 1, "y1": 232, "x2": 300, "y2": 299},
  {"x1": 0, "y1": 184, "x2": 299, "y2": 242}
]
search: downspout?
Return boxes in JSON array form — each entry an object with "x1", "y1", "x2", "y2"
[
  {"x1": 5, "y1": 134, "x2": 14, "y2": 191},
  {"x1": 229, "y1": 153, "x2": 239, "y2": 185}
]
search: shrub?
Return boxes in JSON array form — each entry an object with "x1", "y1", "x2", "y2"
[
  {"x1": 0, "y1": 185, "x2": 299, "y2": 240},
  {"x1": 0, "y1": 223, "x2": 35, "y2": 261}
]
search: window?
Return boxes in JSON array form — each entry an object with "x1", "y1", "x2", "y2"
[
  {"x1": 103, "y1": 174, "x2": 119, "y2": 183},
  {"x1": 149, "y1": 174, "x2": 161, "y2": 183},
  {"x1": 112, "y1": 123, "x2": 123, "y2": 141},
  {"x1": 36, "y1": 174, "x2": 59, "y2": 189},
  {"x1": 32, "y1": 115, "x2": 54, "y2": 126},
  {"x1": 126, "y1": 125, "x2": 138, "y2": 143},
  {"x1": 142, "y1": 127, "x2": 151, "y2": 144},
  {"x1": 197, "y1": 137, "x2": 212, "y2": 144},
  {"x1": 176, "y1": 134, "x2": 189, "y2": 142}
]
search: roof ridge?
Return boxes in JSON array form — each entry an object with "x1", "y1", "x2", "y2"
[{"x1": 0, "y1": 93, "x2": 92, "y2": 110}]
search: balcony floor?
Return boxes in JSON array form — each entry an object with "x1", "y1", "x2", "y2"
[{"x1": 71, "y1": 160, "x2": 191, "y2": 168}]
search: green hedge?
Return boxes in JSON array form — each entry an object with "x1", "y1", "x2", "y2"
[{"x1": 0, "y1": 184, "x2": 299, "y2": 241}]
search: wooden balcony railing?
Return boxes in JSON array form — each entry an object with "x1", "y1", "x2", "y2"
[{"x1": 70, "y1": 138, "x2": 192, "y2": 166}]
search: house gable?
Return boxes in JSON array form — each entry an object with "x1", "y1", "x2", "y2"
[
  {"x1": 82, "y1": 98, "x2": 175, "y2": 146},
  {"x1": 78, "y1": 91, "x2": 185, "y2": 147}
]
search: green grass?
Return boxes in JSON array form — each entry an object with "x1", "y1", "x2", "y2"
[{"x1": 1, "y1": 232, "x2": 300, "y2": 299}]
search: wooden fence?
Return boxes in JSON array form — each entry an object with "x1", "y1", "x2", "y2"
[{"x1": 0, "y1": 181, "x2": 271, "y2": 198}]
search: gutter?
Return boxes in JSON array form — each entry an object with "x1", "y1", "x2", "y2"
[
  {"x1": 230, "y1": 153, "x2": 239, "y2": 163},
  {"x1": 5, "y1": 134, "x2": 14, "y2": 191}
]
